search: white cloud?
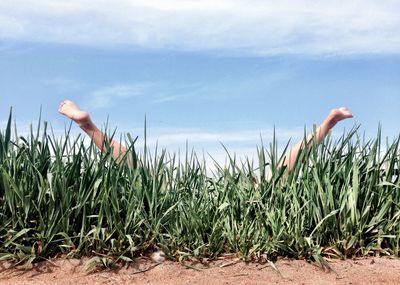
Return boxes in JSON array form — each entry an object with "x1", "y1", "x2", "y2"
[
  {"x1": 88, "y1": 81, "x2": 203, "y2": 108},
  {"x1": 152, "y1": 95, "x2": 181, "y2": 104},
  {"x1": 0, "y1": 0, "x2": 399, "y2": 55},
  {"x1": 45, "y1": 77, "x2": 85, "y2": 93},
  {"x1": 89, "y1": 83, "x2": 152, "y2": 108}
]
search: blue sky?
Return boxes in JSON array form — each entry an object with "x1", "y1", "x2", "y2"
[{"x1": 1, "y1": 0, "x2": 399, "y2": 162}]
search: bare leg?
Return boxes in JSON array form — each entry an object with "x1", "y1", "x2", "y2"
[
  {"x1": 281, "y1": 107, "x2": 353, "y2": 173},
  {"x1": 58, "y1": 100, "x2": 127, "y2": 161}
]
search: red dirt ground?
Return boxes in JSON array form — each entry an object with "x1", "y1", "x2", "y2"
[{"x1": 1, "y1": 256, "x2": 400, "y2": 285}]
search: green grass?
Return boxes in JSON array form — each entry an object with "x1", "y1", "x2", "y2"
[{"x1": 1, "y1": 110, "x2": 400, "y2": 268}]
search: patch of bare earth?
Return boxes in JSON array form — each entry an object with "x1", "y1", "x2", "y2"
[{"x1": 1, "y1": 256, "x2": 400, "y2": 285}]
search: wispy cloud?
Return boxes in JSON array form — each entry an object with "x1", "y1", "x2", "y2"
[
  {"x1": 151, "y1": 83, "x2": 208, "y2": 103},
  {"x1": 45, "y1": 77, "x2": 85, "y2": 93},
  {"x1": 152, "y1": 95, "x2": 181, "y2": 104},
  {"x1": 88, "y1": 82, "x2": 203, "y2": 108},
  {"x1": 89, "y1": 83, "x2": 152, "y2": 109},
  {"x1": 0, "y1": 0, "x2": 399, "y2": 55}
]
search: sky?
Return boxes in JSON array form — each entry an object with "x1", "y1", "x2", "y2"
[{"x1": 0, "y1": 0, "x2": 399, "y2": 164}]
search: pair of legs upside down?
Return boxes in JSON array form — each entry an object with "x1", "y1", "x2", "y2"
[{"x1": 58, "y1": 100, "x2": 353, "y2": 173}]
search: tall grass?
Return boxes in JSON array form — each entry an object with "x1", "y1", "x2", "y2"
[{"x1": 1, "y1": 111, "x2": 400, "y2": 267}]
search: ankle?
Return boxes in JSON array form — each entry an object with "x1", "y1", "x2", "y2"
[
  {"x1": 76, "y1": 115, "x2": 93, "y2": 130},
  {"x1": 324, "y1": 116, "x2": 337, "y2": 130}
]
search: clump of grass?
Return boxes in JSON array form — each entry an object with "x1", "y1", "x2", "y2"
[{"x1": 0, "y1": 110, "x2": 400, "y2": 268}]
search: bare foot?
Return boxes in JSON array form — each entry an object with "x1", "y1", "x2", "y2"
[
  {"x1": 327, "y1": 107, "x2": 353, "y2": 127},
  {"x1": 58, "y1": 100, "x2": 91, "y2": 127}
]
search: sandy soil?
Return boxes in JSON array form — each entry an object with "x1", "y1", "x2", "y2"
[{"x1": 1, "y1": 256, "x2": 400, "y2": 285}]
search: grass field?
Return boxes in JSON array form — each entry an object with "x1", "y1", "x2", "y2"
[{"x1": 1, "y1": 111, "x2": 400, "y2": 269}]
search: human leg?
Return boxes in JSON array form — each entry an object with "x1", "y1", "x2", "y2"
[
  {"x1": 282, "y1": 107, "x2": 353, "y2": 173},
  {"x1": 58, "y1": 100, "x2": 127, "y2": 161}
]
